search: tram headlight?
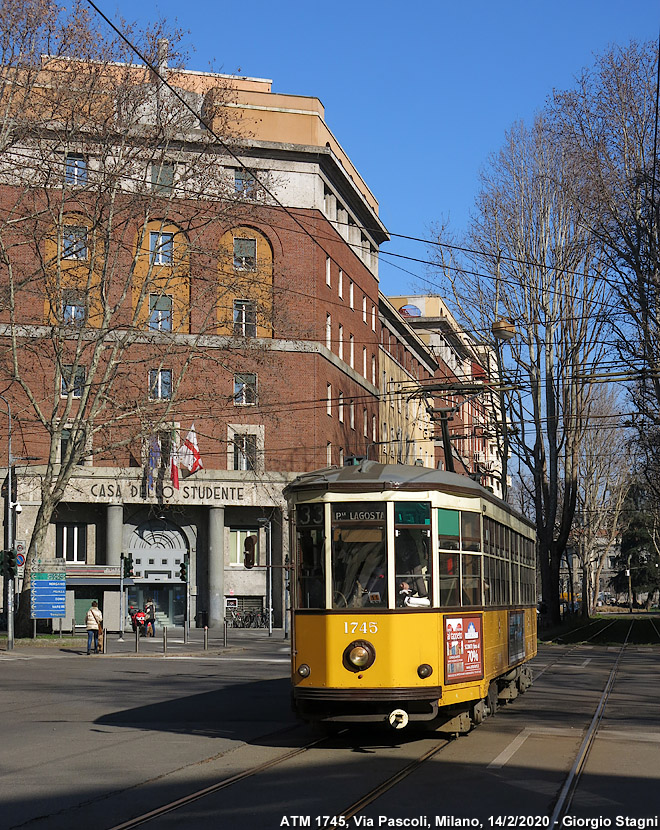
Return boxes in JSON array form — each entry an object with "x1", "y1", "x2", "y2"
[
  {"x1": 417, "y1": 663, "x2": 433, "y2": 679},
  {"x1": 342, "y1": 640, "x2": 376, "y2": 672},
  {"x1": 297, "y1": 663, "x2": 311, "y2": 678},
  {"x1": 349, "y1": 646, "x2": 370, "y2": 667}
]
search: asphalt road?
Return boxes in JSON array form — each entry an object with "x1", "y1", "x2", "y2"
[{"x1": 0, "y1": 625, "x2": 659, "y2": 830}]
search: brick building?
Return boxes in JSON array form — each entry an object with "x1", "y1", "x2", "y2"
[{"x1": 0, "y1": 51, "x2": 395, "y2": 631}]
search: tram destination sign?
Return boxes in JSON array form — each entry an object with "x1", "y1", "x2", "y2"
[
  {"x1": 31, "y1": 561, "x2": 67, "y2": 619},
  {"x1": 332, "y1": 503, "x2": 386, "y2": 524}
]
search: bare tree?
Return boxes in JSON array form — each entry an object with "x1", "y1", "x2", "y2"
[
  {"x1": 0, "y1": 5, "x2": 272, "y2": 635},
  {"x1": 550, "y1": 42, "x2": 660, "y2": 462},
  {"x1": 567, "y1": 387, "x2": 631, "y2": 615},
  {"x1": 432, "y1": 116, "x2": 611, "y2": 624}
]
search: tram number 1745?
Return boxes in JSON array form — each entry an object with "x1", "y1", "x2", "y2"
[{"x1": 344, "y1": 621, "x2": 379, "y2": 635}]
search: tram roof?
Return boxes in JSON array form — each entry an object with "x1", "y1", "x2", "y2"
[
  {"x1": 285, "y1": 460, "x2": 502, "y2": 503},
  {"x1": 284, "y1": 461, "x2": 535, "y2": 528}
]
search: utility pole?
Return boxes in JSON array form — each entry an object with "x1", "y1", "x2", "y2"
[{"x1": 0, "y1": 395, "x2": 14, "y2": 651}]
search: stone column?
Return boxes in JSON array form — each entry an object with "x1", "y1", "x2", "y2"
[
  {"x1": 106, "y1": 504, "x2": 123, "y2": 568},
  {"x1": 208, "y1": 506, "x2": 225, "y2": 628}
]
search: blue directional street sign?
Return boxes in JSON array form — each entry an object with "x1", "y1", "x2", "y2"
[{"x1": 31, "y1": 572, "x2": 66, "y2": 619}]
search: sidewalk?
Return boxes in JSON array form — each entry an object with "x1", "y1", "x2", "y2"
[{"x1": 0, "y1": 626, "x2": 292, "y2": 658}]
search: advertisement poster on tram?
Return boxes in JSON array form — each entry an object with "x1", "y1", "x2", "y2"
[{"x1": 444, "y1": 614, "x2": 483, "y2": 683}]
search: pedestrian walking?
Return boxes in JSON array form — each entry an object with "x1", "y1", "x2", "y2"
[{"x1": 85, "y1": 601, "x2": 103, "y2": 654}]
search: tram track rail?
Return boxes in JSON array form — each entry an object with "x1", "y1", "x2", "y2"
[
  {"x1": 106, "y1": 731, "x2": 331, "y2": 830},
  {"x1": 548, "y1": 621, "x2": 633, "y2": 823},
  {"x1": 104, "y1": 616, "x2": 656, "y2": 829}
]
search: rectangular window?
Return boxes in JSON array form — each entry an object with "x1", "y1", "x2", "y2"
[
  {"x1": 326, "y1": 314, "x2": 332, "y2": 349},
  {"x1": 326, "y1": 442, "x2": 332, "y2": 465},
  {"x1": 327, "y1": 383, "x2": 332, "y2": 416},
  {"x1": 62, "y1": 290, "x2": 87, "y2": 326},
  {"x1": 338, "y1": 391, "x2": 344, "y2": 423},
  {"x1": 234, "y1": 372, "x2": 257, "y2": 405},
  {"x1": 338, "y1": 269, "x2": 343, "y2": 298},
  {"x1": 229, "y1": 528, "x2": 260, "y2": 566},
  {"x1": 349, "y1": 280, "x2": 354, "y2": 309},
  {"x1": 234, "y1": 168, "x2": 258, "y2": 196},
  {"x1": 151, "y1": 162, "x2": 174, "y2": 195},
  {"x1": 149, "y1": 294, "x2": 173, "y2": 332},
  {"x1": 233, "y1": 434, "x2": 257, "y2": 471},
  {"x1": 338, "y1": 324, "x2": 344, "y2": 360},
  {"x1": 233, "y1": 237, "x2": 257, "y2": 270},
  {"x1": 149, "y1": 231, "x2": 174, "y2": 265},
  {"x1": 331, "y1": 501, "x2": 387, "y2": 608},
  {"x1": 371, "y1": 304, "x2": 376, "y2": 331},
  {"x1": 56, "y1": 523, "x2": 87, "y2": 563},
  {"x1": 363, "y1": 408, "x2": 368, "y2": 437},
  {"x1": 363, "y1": 347, "x2": 367, "y2": 378},
  {"x1": 61, "y1": 365, "x2": 85, "y2": 398},
  {"x1": 372, "y1": 355, "x2": 376, "y2": 386},
  {"x1": 233, "y1": 299, "x2": 257, "y2": 337},
  {"x1": 363, "y1": 295, "x2": 367, "y2": 323},
  {"x1": 461, "y1": 512, "x2": 482, "y2": 551},
  {"x1": 326, "y1": 257, "x2": 331, "y2": 287},
  {"x1": 349, "y1": 401, "x2": 355, "y2": 430},
  {"x1": 438, "y1": 508, "x2": 460, "y2": 550},
  {"x1": 148, "y1": 368, "x2": 172, "y2": 400},
  {"x1": 62, "y1": 226, "x2": 87, "y2": 260},
  {"x1": 372, "y1": 414, "x2": 377, "y2": 442},
  {"x1": 64, "y1": 153, "x2": 87, "y2": 186},
  {"x1": 349, "y1": 334, "x2": 354, "y2": 368},
  {"x1": 60, "y1": 427, "x2": 86, "y2": 465}
]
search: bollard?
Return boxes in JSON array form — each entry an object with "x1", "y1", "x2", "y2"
[
  {"x1": 135, "y1": 624, "x2": 139, "y2": 654},
  {"x1": 32, "y1": 618, "x2": 37, "y2": 639},
  {"x1": 71, "y1": 617, "x2": 76, "y2": 637},
  {"x1": 183, "y1": 620, "x2": 188, "y2": 645},
  {"x1": 163, "y1": 626, "x2": 167, "y2": 656},
  {"x1": 204, "y1": 626, "x2": 208, "y2": 650},
  {"x1": 223, "y1": 619, "x2": 228, "y2": 648},
  {"x1": 102, "y1": 628, "x2": 107, "y2": 654}
]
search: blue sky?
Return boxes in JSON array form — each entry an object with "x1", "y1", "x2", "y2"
[{"x1": 96, "y1": 0, "x2": 656, "y2": 295}]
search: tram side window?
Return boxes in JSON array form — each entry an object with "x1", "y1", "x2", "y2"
[
  {"x1": 461, "y1": 512, "x2": 481, "y2": 551},
  {"x1": 439, "y1": 552, "x2": 460, "y2": 607},
  {"x1": 462, "y1": 553, "x2": 482, "y2": 605},
  {"x1": 331, "y1": 502, "x2": 387, "y2": 608},
  {"x1": 438, "y1": 508, "x2": 460, "y2": 550},
  {"x1": 295, "y1": 504, "x2": 325, "y2": 609}
]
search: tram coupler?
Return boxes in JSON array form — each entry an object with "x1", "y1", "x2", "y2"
[{"x1": 387, "y1": 708, "x2": 410, "y2": 729}]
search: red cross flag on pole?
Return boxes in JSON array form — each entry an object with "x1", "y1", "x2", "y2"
[{"x1": 179, "y1": 424, "x2": 203, "y2": 475}]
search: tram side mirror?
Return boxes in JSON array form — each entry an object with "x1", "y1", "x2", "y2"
[{"x1": 243, "y1": 535, "x2": 258, "y2": 569}]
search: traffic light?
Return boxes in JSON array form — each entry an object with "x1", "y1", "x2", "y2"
[
  {"x1": 5, "y1": 547, "x2": 17, "y2": 578},
  {"x1": 243, "y1": 535, "x2": 257, "y2": 569},
  {"x1": 179, "y1": 557, "x2": 188, "y2": 582},
  {"x1": 123, "y1": 554, "x2": 134, "y2": 579}
]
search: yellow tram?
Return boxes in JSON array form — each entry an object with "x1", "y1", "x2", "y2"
[{"x1": 284, "y1": 460, "x2": 537, "y2": 732}]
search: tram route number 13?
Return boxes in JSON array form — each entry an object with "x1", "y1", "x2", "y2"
[{"x1": 344, "y1": 621, "x2": 378, "y2": 634}]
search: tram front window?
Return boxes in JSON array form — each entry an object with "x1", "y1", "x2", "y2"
[
  {"x1": 296, "y1": 527, "x2": 325, "y2": 608},
  {"x1": 395, "y1": 528, "x2": 430, "y2": 607},
  {"x1": 331, "y1": 502, "x2": 387, "y2": 608},
  {"x1": 295, "y1": 503, "x2": 325, "y2": 609}
]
